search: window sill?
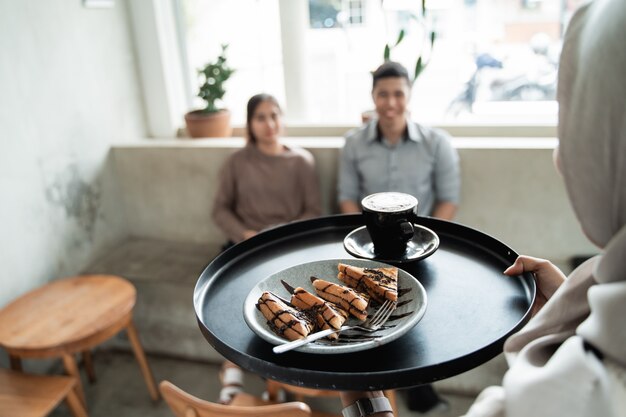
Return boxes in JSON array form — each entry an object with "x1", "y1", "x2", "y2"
[{"x1": 229, "y1": 123, "x2": 557, "y2": 138}]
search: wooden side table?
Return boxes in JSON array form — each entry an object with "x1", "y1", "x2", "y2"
[{"x1": 0, "y1": 275, "x2": 159, "y2": 405}]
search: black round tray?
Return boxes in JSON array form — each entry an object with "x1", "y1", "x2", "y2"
[{"x1": 194, "y1": 214, "x2": 535, "y2": 391}]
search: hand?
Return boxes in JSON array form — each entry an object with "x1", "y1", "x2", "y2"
[
  {"x1": 431, "y1": 202, "x2": 457, "y2": 221},
  {"x1": 340, "y1": 200, "x2": 361, "y2": 214},
  {"x1": 504, "y1": 256, "x2": 566, "y2": 316},
  {"x1": 241, "y1": 230, "x2": 258, "y2": 240}
]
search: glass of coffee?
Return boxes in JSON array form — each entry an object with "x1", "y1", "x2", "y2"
[{"x1": 361, "y1": 192, "x2": 419, "y2": 256}]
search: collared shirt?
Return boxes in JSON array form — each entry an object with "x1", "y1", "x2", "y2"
[{"x1": 338, "y1": 119, "x2": 460, "y2": 216}]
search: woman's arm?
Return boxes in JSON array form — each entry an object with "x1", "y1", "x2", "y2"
[
  {"x1": 296, "y1": 153, "x2": 322, "y2": 220},
  {"x1": 211, "y1": 157, "x2": 254, "y2": 243}
]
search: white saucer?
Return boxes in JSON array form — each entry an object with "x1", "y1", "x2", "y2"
[{"x1": 343, "y1": 224, "x2": 440, "y2": 263}]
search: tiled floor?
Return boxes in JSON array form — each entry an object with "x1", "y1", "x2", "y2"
[{"x1": 47, "y1": 350, "x2": 476, "y2": 417}]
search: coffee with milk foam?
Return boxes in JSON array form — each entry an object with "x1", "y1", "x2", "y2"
[{"x1": 362, "y1": 192, "x2": 417, "y2": 213}]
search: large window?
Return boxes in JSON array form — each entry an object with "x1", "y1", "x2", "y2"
[{"x1": 180, "y1": 0, "x2": 585, "y2": 128}]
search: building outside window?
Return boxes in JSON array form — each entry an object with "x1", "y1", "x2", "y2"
[{"x1": 179, "y1": 0, "x2": 586, "y2": 130}]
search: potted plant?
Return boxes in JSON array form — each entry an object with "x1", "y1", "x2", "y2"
[{"x1": 185, "y1": 44, "x2": 235, "y2": 138}]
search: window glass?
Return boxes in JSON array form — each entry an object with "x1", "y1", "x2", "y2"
[
  {"x1": 182, "y1": 0, "x2": 285, "y2": 124},
  {"x1": 181, "y1": 0, "x2": 586, "y2": 127}
]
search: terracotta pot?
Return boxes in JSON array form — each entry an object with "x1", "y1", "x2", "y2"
[{"x1": 184, "y1": 109, "x2": 232, "y2": 138}]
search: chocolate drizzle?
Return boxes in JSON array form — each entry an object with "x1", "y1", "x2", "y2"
[
  {"x1": 256, "y1": 293, "x2": 314, "y2": 340},
  {"x1": 310, "y1": 276, "x2": 369, "y2": 320},
  {"x1": 258, "y1": 265, "x2": 420, "y2": 347},
  {"x1": 338, "y1": 264, "x2": 398, "y2": 303}
]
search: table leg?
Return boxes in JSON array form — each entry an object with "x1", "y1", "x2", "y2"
[
  {"x1": 126, "y1": 320, "x2": 159, "y2": 401},
  {"x1": 62, "y1": 353, "x2": 87, "y2": 405},
  {"x1": 82, "y1": 350, "x2": 97, "y2": 383},
  {"x1": 9, "y1": 355, "x2": 22, "y2": 371},
  {"x1": 65, "y1": 388, "x2": 89, "y2": 417}
]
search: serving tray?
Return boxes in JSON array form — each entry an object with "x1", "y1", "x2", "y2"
[{"x1": 194, "y1": 214, "x2": 535, "y2": 390}]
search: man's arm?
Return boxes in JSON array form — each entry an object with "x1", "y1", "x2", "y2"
[
  {"x1": 432, "y1": 133, "x2": 461, "y2": 219},
  {"x1": 338, "y1": 137, "x2": 362, "y2": 213},
  {"x1": 431, "y1": 201, "x2": 457, "y2": 220}
]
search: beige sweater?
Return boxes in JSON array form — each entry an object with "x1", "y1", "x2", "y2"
[{"x1": 212, "y1": 143, "x2": 322, "y2": 243}]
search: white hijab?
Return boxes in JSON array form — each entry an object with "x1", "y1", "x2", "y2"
[{"x1": 464, "y1": 1, "x2": 626, "y2": 416}]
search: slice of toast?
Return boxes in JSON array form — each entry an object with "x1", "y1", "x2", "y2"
[
  {"x1": 290, "y1": 287, "x2": 348, "y2": 340},
  {"x1": 256, "y1": 291, "x2": 314, "y2": 341},
  {"x1": 338, "y1": 263, "x2": 398, "y2": 303},
  {"x1": 311, "y1": 277, "x2": 369, "y2": 321}
]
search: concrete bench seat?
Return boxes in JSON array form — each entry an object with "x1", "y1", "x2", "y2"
[
  {"x1": 82, "y1": 237, "x2": 222, "y2": 362},
  {"x1": 76, "y1": 136, "x2": 596, "y2": 395}
]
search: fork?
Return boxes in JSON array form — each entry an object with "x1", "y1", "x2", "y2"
[{"x1": 272, "y1": 299, "x2": 396, "y2": 354}]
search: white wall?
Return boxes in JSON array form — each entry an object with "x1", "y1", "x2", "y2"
[{"x1": 0, "y1": 0, "x2": 146, "y2": 308}]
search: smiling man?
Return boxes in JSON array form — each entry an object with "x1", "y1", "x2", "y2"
[{"x1": 338, "y1": 61, "x2": 460, "y2": 221}]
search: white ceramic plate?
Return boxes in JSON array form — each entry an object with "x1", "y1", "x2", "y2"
[{"x1": 243, "y1": 258, "x2": 427, "y2": 354}]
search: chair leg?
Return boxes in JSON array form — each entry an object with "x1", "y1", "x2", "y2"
[
  {"x1": 9, "y1": 355, "x2": 22, "y2": 371},
  {"x1": 82, "y1": 350, "x2": 97, "y2": 383},
  {"x1": 65, "y1": 388, "x2": 89, "y2": 417},
  {"x1": 126, "y1": 320, "x2": 159, "y2": 401},
  {"x1": 62, "y1": 353, "x2": 87, "y2": 406}
]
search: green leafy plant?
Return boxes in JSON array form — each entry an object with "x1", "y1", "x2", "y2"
[
  {"x1": 197, "y1": 44, "x2": 235, "y2": 113},
  {"x1": 383, "y1": 0, "x2": 435, "y2": 84}
]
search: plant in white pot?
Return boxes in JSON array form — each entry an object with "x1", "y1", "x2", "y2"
[{"x1": 185, "y1": 44, "x2": 235, "y2": 138}]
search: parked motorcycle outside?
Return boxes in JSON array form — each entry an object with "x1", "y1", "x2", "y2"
[{"x1": 446, "y1": 34, "x2": 559, "y2": 118}]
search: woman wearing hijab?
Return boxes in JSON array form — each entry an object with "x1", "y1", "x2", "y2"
[{"x1": 339, "y1": 0, "x2": 626, "y2": 415}]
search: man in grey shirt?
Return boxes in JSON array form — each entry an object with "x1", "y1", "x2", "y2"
[
  {"x1": 338, "y1": 61, "x2": 459, "y2": 413},
  {"x1": 338, "y1": 61, "x2": 460, "y2": 220}
]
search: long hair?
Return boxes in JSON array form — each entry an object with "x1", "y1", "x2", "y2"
[{"x1": 245, "y1": 93, "x2": 282, "y2": 143}]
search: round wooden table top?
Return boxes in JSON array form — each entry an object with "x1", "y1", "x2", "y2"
[{"x1": 0, "y1": 275, "x2": 136, "y2": 356}]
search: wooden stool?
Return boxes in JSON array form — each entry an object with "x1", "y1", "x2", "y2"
[
  {"x1": 0, "y1": 368, "x2": 88, "y2": 417},
  {"x1": 0, "y1": 275, "x2": 159, "y2": 406}
]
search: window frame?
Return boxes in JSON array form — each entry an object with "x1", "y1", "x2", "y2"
[{"x1": 133, "y1": 0, "x2": 558, "y2": 139}]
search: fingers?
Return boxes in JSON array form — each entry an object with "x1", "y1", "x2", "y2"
[
  {"x1": 503, "y1": 255, "x2": 552, "y2": 276},
  {"x1": 504, "y1": 255, "x2": 566, "y2": 306},
  {"x1": 503, "y1": 257, "x2": 524, "y2": 276}
]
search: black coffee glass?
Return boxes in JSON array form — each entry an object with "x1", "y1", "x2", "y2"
[{"x1": 361, "y1": 192, "x2": 419, "y2": 256}]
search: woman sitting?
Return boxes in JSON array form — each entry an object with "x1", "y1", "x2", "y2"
[
  {"x1": 212, "y1": 93, "x2": 322, "y2": 403},
  {"x1": 212, "y1": 93, "x2": 321, "y2": 247}
]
